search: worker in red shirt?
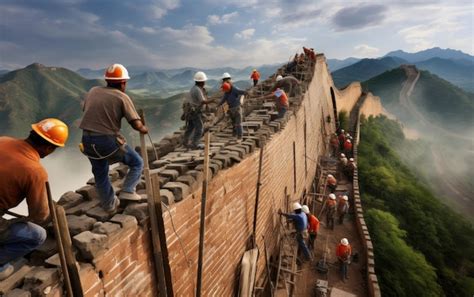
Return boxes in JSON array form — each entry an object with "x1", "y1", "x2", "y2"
[
  {"x1": 302, "y1": 205, "x2": 320, "y2": 251},
  {"x1": 336, "y1": 238, "x2": 352, "y2": 282},
  {"x1": 338, "y1": 129, "x2": 346, "y2": 150},
  {"x1": 344, "y1": 139, "x2": 353, "y2": 158},
  {"x1": 0, "y1": 118, "x2": 69, "y2": 280},
  {"x1": 250, "y1": 69, "x2": 260, "y2": 86}
]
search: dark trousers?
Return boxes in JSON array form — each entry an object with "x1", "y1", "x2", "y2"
[
  {"x1": 183, "y1": 113, "x2": 203, "y2": 147},
  {"x1": 308, "y1": 233, "x2": 317, "y2": 250},
  {"x1": 228, "y1": 106, "x2": 242, "y2": 138},
  {"x1": 253, "y1": 79, "x2": 258, "y2": 86}
]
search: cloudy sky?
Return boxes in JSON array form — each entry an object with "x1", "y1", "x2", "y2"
[{"x1": 0, "y1": 0, "x2": 472, "y2": 70}]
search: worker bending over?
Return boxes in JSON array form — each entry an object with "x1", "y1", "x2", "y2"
[
  {"x1": 262, "y1": 88, "x2": 289, "y2": 119},
  {"x1": 0, "y1": 119, "x2": 69, "y2": 280},
  {"x1": 274, "y1": 75, "x2": 301, "y2": 98},
  {"x1": 80, "y1": 64, "x2": 148, "y2": 213}
]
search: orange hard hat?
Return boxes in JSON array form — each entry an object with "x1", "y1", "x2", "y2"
[
  {"x1": 221, "y1": 82, "x2": 231, "y2": 92},
  {"x1": 31, "y1": 118, "x2": 69, "y2": 147},
  {"x1": 104, "y1": 63, "x2": 130, "y2": 80}
]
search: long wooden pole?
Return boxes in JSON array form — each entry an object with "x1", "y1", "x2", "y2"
[
  {"x1": 196, "y1": 132, "x2": 211, "y2": 297},
  {"x1": 138, "y1": 110, "x2": 168, "y2": 296},
  {"x1": 55, "y1": 205, "x2": 84, "y2": 296},
  {"x1": 252, "y1": 142, "x2": 265, "y2": 248},
  {"x1": 150, "y1": 174, "x2": 174, "y2": 296},
  {"x1": 46, "y1": 182, "x2": 73, "y2": 297}
]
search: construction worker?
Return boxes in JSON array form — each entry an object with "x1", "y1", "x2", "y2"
[
  {"x1": 323, "y1": 194, "x2": 337, "y2": 230},
  {"x1": 302, "y1": 205, "x2": 320, "y2": 251},
  {"x1": 278, "y1": 203, "x2": 312, "y2": 261},
  {"x1": 330, "y1": 133, "x2": 339, "y2": 157},
  {"x1": 336, "y1": 238, "x2": 352, "y2": 282},
  {"x1": 80, "y1": 64, "x2": 148, "y2": 213},
  {"x1": 338, "y1": 129, "x2": 346, "y2": 150},
  {"x1": 221, "y1": 72, "x2": 232, "y2": 84},
  {"x1": 326, "y1": 174, "x2": 337, "y2": 193},
  {"x1": 218, "y1": 82, "x2": 248, "y2": 141},
  {"x1": 182, "y1": 71, "x2": 212, "y2": 149},
  {"x1": 250, "y1": 69, "x2": 260, "y2": 86},
  {"x1": 0, "y1": 118, "x2": 68, "y2": 280},
  {"x1": 338, "y1": 153, "x2": 348, "y2": 180},
  {"x1": 343, "y1": 139, "x2": 353, "y2": 157},
  {"x1": 274, "y1": 75, "x2": 302, "y2": 98},
  {"x1": 345, "y1": 158, "x2": 357, "y2": 181},
  {"x1": 337, "y1": 195, "x2": 349, "y2": 224}
]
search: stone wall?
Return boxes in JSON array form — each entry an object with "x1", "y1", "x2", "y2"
[
  {"x1": 333, "y1": 82, "x2": 362, "y2": 114},
  {"x1": 0, "y1": 54, "x2": 372, "y2": 296}
]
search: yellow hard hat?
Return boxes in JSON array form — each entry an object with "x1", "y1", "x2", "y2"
[{"x1": 31, "y1": 118, "x2": 69, "y2": 147}]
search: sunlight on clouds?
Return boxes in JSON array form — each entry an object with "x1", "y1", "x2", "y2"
[
  {"x1": 207, "y1": 12, "x2": 239, "y2": 25},
  {"x1": 353, "y1": 44, "x2": 380, "y2": 57},
  {"x1": 234, "y1": 28, "x2": 255, "y2": 40}
]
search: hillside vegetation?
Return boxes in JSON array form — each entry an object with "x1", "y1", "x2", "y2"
[{"x1": 358, "y1": 116, "x2": 474, "y2": 296}]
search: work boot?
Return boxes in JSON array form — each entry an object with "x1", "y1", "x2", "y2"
[
  {"x1": 119, "y1": 191, "x2": 142, "y2": 201},
  {"x1": 105, "y1": 197, "x2": 120, "y2": 214},
  {"x1": 0, "y1": 263, "x2": 14, "y2": 281}
]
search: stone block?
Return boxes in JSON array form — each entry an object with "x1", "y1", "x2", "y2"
[
  {"x1": 160, "y1": 169, "x2": 180, "y2": 181},
  {"x1": 0, "y1": 260, "x2": 32, "y2": 295},
  {"x1": 123, "y1": 203, "x2": 149, "y2": 225},
  {"x1": 176, "y1": 175, "x2": 196, "y2": 188},
  {"x1": 5, "y1": 289, "x2": 31, "y2": 297},
  {"x1": 187, "y1": 170, "x2": 204, "y2": 185},
  {"x1": 76, "y1": 185, "x2": 100, "y2": 201},
  {"x1": 22, "y1": 267, "x2": 59, "y2": 296},
  {"x1": 45, "y1": 253, "x2": 61, "y2": 267},
  {"x1": 108, "y1": 170, "x2": 119, "y2": 182},
  {"x1": 29, "y1": 238, "x2": 57, "y2": 265},
  {"x1": 160, "y1": 189, "x2": 175, "y2": 205},
  {"x1": 65, "y1": 199, "x2": 100, "y2": 216},
  {"x1": 213, "y1": 155, "x2": 230, "y2": 168},
  {"x1": 66, "y1": 214, "x2": 97, "y2": 236},
  {"x1": 86, "y1": 177, "x2": 95, "y2": 185},
  {"x1": 110, "y1": 214, "x2": 138, "y2": 230},
  {"x1": 86, "y1": 206, "x2": 114, "y2": 222},
  {"x1": 150, "y1": 159, "x2": 170, "y2": 169},
  {"x1": 57, "y1": 191, "x2": 83, "y2": 209},
  {"x1": 92, "y1": 222, "x2": 121, "y2": 238},
  {"x1": 135, "y1": 179, "x2": 146, "y2": 191},
  {"x1": 73, "y1": 231, "x2": 108, "y2": 261},
  {"x1": 166, "y1": 163, "x2": 189, "y2": 175},
  {"x1": 162, "y1": 182, "x2": 190, "y2": 202}
]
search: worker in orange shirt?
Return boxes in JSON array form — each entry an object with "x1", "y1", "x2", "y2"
[
  {"x1": 337, "y1": 195, "x2": 349, "y2": 224},
  {"x1": 302, "y1": 205, "x2": 320, "y2": 251},
  {"x1": 250, "y1": 69, "x2": 260, "y2": 86},
  {"x1": 262, "y1": 88, "x2": 289, "y2": 119},
  {"x1": 0, "y1": 119, "x2": 69, "y2": 280},
  {"x1": 336, "y1": 238, "x2": 352, "y2": 282}
]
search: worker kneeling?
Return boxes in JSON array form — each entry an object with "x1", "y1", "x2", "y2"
[
  {"x1": 219, "y1": 82, "x2": 248, "y2": 141},
  {"x1": 0, "y1": 118, "x2": 69, "y2": 280},
  {"x1": 279, "y1": 203, "x2": 312, "y2": 262},
  {"x1": 79, "y1": 64, "x2": 148, "y2": 213}
]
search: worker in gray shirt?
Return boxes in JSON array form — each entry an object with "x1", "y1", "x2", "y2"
[
  {"x1": 182, "y1": 71, "x2": 211, "y2": 149},
  {"x1": 274, "y1": 75, "x2": 302, "y2": 97}
]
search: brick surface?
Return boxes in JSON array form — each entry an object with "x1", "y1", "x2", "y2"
[{"x1": 123, "y1": 203, "x2": 149, "y2": 225}]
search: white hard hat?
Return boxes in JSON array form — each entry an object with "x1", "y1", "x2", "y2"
[
  {"x1": 343, "y1": 195, "x2": 348, "y2": 201},
  {"x1": 301, "y1": 205, "x2": 310, "y2": 214},
  {"x1": 346, "y1": 139, "x2": 351, "y2": 143},
  {"x1": 276, "y1": 75, "x2": 283, "y2": 81},
  {"x1": 328, "y1": 174, "x2": 333, "y2": 178},
  {"x1": 104, "y1": 63, "x2": 130, "y2": 80},
  {"x1": 349, "y1": 158, "x2": 354, "y2": 162},
  {"x1": 341, "y1": 129, "x2": 345, "y2": 132},
  {"x1": 222, "y1": 72, "x2": 231, "y2": 79},
  {"x1": 340, "y1": 153, "x2": 345, "y2": 157},
  {"x1": 329, "y1": 193, "x2": 336, "y2": 200},
  {"x1": 194, "y1": 71, "x2": 208, "y2": 82},
  {"x1": 292, "y1": 202, "x2": 302, "y2": 211},
  {"x1": 341, "y1": 238, "x2": 349, "y2": 245}
]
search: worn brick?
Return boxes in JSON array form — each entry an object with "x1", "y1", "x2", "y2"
[
  {"x1": 66, "y1": 214, "x2": 97, "y2": 236},
  {"x1": 187, "y1": 170, "x2": 204, "y2": 185},
  {"x1": 160, "y1": 169, "x2": 180, "y2": 181},
  {"x1": 110, "y1": 214, "x2": 138, "y2": 230},
  {"x1": 73, "y1": 231, "x2": 108, "y2": 261},
  {"x1": 22, "y1": 267, "x2": 59, "y2": 296},
  {"x1": 165, "y1": 163, "x2": 189, "y2": 175},
  {"x1": 92, "y1": 222, "x2": 121, "y2": 237},
  {"x1": 65, "y1": 199, "x2": 100, "y2": 216},
  {"x1": 162, "y1": 182, "x2": 190, "y2": 202},
  {"x1": 57, "y1": 191, "x2": 83, "y2": 209},
  {"x1": 86, "y1": 206, "x2": 115, "y2": 222},
  {"x1": 160, "y1": 189, "x2": 175, "y2": 205},
  {"x1": 75, "y1": 185, "x2": 100, "y2": 201},
  {"x1": 176, "y1": 175, "x2": 196, "y2": 189},
  {"x1": 123, "y1": 203, "x2": 149, "y2": 225},
  {"x1": 5, "y1": 288, "x2": 31, "y2": 297}
]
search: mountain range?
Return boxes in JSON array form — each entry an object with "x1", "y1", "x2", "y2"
[{"x1": 332, "y1": 48, "x2": 474, "y2": 92}]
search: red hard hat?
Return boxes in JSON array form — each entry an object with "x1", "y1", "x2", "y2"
[{"x1": 221, "y1": 82, "x2": 231, "y2": 92}]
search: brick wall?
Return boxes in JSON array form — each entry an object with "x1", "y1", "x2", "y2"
[{"x1": 1, "y1": 54, "x2": 371, "y2": 296}]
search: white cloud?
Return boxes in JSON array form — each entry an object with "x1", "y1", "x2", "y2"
[
  {"x1": 149, "y1": 0, "x2": 180, "y2": 19},
  {"x1": 207, "y1": 12, "x2": 239, "y2": 25},
  {"x1": 353, "y1": 44, "x2": 380, "y2": 57},
  {"x1": 234, "y1": 28, "x2": 255, "y2": 40}
]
